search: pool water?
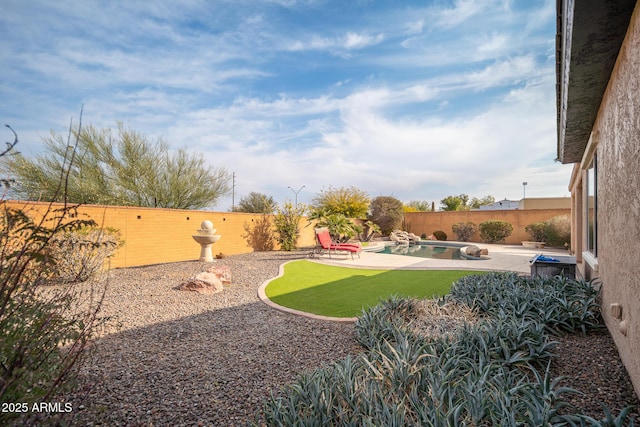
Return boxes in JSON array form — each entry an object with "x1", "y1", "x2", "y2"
[{"x1": 379, "y1": 244, "x2": 462, "y2": 260}]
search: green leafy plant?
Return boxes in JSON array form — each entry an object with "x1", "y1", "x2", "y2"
[
  {"x1": 308, "y1": 209, "x2": 360, "y2": 243},
  {"x1": 479, "y1": 220, "x2": 513, "y2": 243},
  {"x1": 234, "y1": 192, "x2": 276, "y2": 214},
  {"x1": 544, "y1": 215, "x2": 571, "y2": 247},
  {"x1": 525, "y1": 222, "x2": 547, "y2": 242},
  {"x1": 451, "y1": 222, "x2": 477, "y2": 242},
  {"x1": 525, "y1": 215, "x2": 571, "y2": 247},
  {"x1": 274, "y1": 202, "x2": 305, "y2": 251},
  {"x1": 309, "y1": 186, "x2": 370, "y2": 218},
  {"x1": 242, "y1": 214, "x2": 275, "y2": 251}
]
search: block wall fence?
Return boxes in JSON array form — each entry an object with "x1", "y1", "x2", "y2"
[
  {"x1": 2, "y1": 201, "x2": 318, "y2": 268},
  {"x1": 3, "y1": 201, "x2": 570, "y2": 268},
  {"x1": 404, "y1": 209, "x2": 571, "y2": 245}
]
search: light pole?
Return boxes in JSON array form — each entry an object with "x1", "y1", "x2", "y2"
[
  {"x1": 288, "y1": 185, "x2": 305, "y2": 206},
  {"x1": 522, "y1": 182, "x2": 528, "y2": 200}
]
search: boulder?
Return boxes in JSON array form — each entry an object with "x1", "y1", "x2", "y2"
[
  {"x1": 176, "y1": 272, "x2": 223, "y2": 295},
  {"x1": 465, "y1": 245, "x2": 482, "y2": 257},
  {"x1": 206, "y1": 265, "x2": 232, "y2": 285}
]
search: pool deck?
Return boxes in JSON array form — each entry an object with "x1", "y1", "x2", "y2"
[{"x1": 310, "y1": 242, "x2": 570, "y2": 274}]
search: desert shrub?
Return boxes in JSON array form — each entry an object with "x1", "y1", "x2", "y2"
[
  {"x1": 274, "y1": 202, "x2": 305, "y2": 251},
  {"x1": 545, "y1": 215, "x2": 571, "y2": 247},
  {"x1": 243, "y1": 214, "x2": 275, "y2": 251},
  {"x1": 47, "y1": 226, "x2": 122, "y2": 282},
  {"x1": 525, "y1": 215, "x2": 571, "y2": 247},
  {"x1": 1, "y1": 124, "x2": 108, "y2": 425},
  {"x1": 309, "y1": 186, "x2": 370, "y2": 218},
  {"x1": 432, "y1": 230, "x2": 447, "y2": 241},
  {"x1": 479, "y1": 220, "x2": 513, "y2": 243},
  {"x1": 525, "y1": 222, "x2": 547, "y2": 242},
  {"x1": 368, "y1": 196, "x2": 404, "y2": 235},
  {"x1": 451, "y1": 222, "x2": 477, "y2": 241}
]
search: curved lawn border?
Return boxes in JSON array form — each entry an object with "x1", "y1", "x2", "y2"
[{"x1": 257, "y1": 260, "x2": 358, "y2": 323}]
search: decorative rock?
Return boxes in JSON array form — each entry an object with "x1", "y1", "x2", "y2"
[
  {"x1": 479, "y1": 248, "x2": 489, "y2": 256},
  {"x1": 465, "y1": 245, "x2": 482, "y2": 257},
  {"x1": 175, "y1": 272, "x2": 223, "y2": 294},
  {"x1": 206, "y1": 265, "x2": 232, "y2": 285}
]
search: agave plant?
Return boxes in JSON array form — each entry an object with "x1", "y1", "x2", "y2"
[{"x1": 254, "y1": 274, "x2": 632, "y2": 426}]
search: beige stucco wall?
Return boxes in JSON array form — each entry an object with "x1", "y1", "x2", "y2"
[
  {"x1": 2, "y1": 200, "x2": 317, "y2": 268},
  {"x1": 404, "y1": 209, "x2": 570, "y2": 245},
  {"x1": 519, "y1": 197, "x2": 571, "y2": 210},
  {"x1": 572, "y1": 3, "x2": 640, "y2": 397}
]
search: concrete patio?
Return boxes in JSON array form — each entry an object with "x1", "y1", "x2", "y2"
[{"x1": 311, "y1": 242, "x2": 570, "y2": 274}]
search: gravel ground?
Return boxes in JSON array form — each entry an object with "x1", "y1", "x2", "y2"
[{"x1": 33, "y1": 252, "x2": 639, "y2": 425}]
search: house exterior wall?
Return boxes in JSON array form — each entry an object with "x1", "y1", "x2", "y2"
[
  {"x1": 404, "y1": 209, "x2": 570, "y2": 245},
  {"x1": 568, "y1": 3, "x2": 640, "y2": 396},
  {"x1": 1, "y1": 200, "x2": 317, "y2": 268}
]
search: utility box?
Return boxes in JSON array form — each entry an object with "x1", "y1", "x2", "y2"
[{"x1": 530, "y1": 254, "x2": 576, "y2": 279}]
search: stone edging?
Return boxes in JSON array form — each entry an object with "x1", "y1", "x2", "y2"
[{"x1": 257, "y1": 260, "x2": 358, "y2": 323}]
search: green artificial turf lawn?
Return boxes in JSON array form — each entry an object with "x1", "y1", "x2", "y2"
[{"x1": 265, "y1": 260, "x2": 482, "y2": 318}]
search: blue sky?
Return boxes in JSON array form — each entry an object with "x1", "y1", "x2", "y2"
[{"x1": 1, "y1": 0, "x2": 570, "y2": 210}]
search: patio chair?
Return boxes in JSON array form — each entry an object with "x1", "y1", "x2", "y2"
[{"x1": 314, "y1": 228, "x2": 362, "y2": 259}]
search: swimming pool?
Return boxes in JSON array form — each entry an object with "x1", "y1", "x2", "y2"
[{"x1": 377, "y1": 242, "x2": 486, "y2": 260}]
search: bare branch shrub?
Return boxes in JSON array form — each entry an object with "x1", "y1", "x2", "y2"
[
  {"x1": 47, "y1": 226, "x2": 122, "y2": 283},
  {"x1": 243, "y1": 214, "x2": 275, "y2": 251},
  {"x1": 1, "y1": 120, "x2": 109, "y2": 425}
]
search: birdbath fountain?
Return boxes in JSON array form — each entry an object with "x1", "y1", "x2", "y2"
[{"x1": 192, "y1": 220, "x2": 221, "y2": 262}]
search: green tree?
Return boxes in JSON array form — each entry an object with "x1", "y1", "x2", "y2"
[
  {"x1": 310, "y1": 186, "x2": 370, "y2": 218},
  {"x1": 369, "y1": 196, "x2": 404, "y2": 235},
  {"x1": 403, "y1": 200, "x2": 432, "y2": 212},
  {"x1": 440, "y1": 194, "x2": 470, "y2": 211},
  {"x1": 440, "y1": 194, "x2": 495, "y2": 211},
  {"x1": 234, "y1": 192, "x2": 276, "y2": 213},
  {"x1": 3, "y1": 123, "x2": 230, "y2": 209},
  {"x1": 470, "y1": 195, "x2": 496, "y2": 209}
]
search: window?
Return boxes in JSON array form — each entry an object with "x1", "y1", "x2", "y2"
[{"x1": 585, "y1": 156, "x2": 597, "y2": 257}]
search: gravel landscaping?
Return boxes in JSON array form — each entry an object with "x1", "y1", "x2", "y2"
[{"x1": 40, "y1": 251, "x2": 639, "y2": 425}]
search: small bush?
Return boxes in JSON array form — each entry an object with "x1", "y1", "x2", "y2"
[
  {"x1": 368, "y1": 196, "x2": 404, "y2": 235},
  {"x1": 420, "y1": 233, "x2": 427, "y2": 239},
  {"x1": 545, "y1": 215, "x2": 571, "y2": 247},
  {"x1": 525, "y1": 222, "x2": 547, "y2": 242},
  {"x1": 451, "y1": 222, "x2": 477, "y2": 242},
  {"x1": 432, "y1": 230, "x2": 447, "y2": 240},
  {"x1": 48, "y1": 227, "x2": 122, "y2": 283},
  {"x1": 243, "y1": 214, "x2": 275, "y2": 251},
  {"x1": 525, "y1": 215, "x2": 571, "y2": 247},
  {"x1": 479, "y1": 220, "x2": 513, "y2": 243},
  {"x1": 274, "y1": 202, "x2": 305, "y2": 251}
]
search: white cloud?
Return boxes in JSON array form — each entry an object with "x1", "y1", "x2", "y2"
[
  {"x1": 1, "y1": 0, "x2": 565, "y2": 210},
  {"x1": 287, "y1": 31, "x2": 384, "y2": 52}
]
